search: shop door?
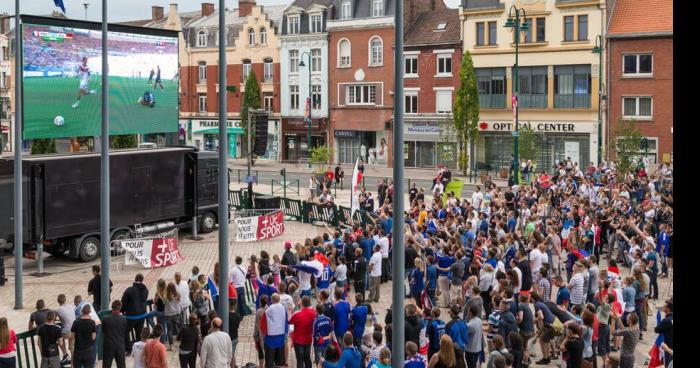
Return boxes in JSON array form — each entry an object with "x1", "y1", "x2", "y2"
[
  {"x1": 286, "y1": 136, "x2": 298, "y2": 161},
  {"x1": 404, "y1": 141, "x2": 416, "y2": 167},
  {"x1": 229, "y1": 134, "x2": 236, "y2": 158},
  {"x1": 417, "y1": 141, "x2": 436, "y2": 168}
]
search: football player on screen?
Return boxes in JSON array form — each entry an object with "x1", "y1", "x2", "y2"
[{"x1": 71, "y1": 56, "x2": 96, "y2": 109}]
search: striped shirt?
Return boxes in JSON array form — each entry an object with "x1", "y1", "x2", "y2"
[{"x1": 569, "y1": 273, "x2": 585, "y2": 305}]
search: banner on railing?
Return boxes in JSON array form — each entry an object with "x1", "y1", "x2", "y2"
[
  {"x1": 235, "y1": 210, "x2": 285, "y2": 242},
  {"x1": 121, "y1": 236, "x2": 183, "y2": 268}
]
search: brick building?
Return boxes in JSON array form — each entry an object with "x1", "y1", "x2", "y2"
[
  {"x1": 180, "y1": 1, "x2": 285, "y2": 160},
  {"x1": 606, "y1": 0, "x2": 673, "y2": 164},
  {"x1": 403, "y1": 7, "x2": 461, "y2": 168},
  {"x1": 327, "y1": 0, "x2": 445, "y2": 166}
]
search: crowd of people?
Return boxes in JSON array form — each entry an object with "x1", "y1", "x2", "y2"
[{"x1": 0, "y1": 158, "x2": 674, "y2": 368}]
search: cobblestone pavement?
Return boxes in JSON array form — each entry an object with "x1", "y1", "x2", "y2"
[{"x1": 1, "y1": 224, "x2": 672, "y2": 367}]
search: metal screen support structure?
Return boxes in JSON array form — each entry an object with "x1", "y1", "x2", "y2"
[
  {"x1": 391, "y1": 0, "x2": 405, "y2": 366},
  {"x1": 13, "y1": 0, "x2": 23, "y2": 310},
  {"x1": 100, "y1": 0, "x2": 111, "y2": 312},
  {"x1": 217, "y1": 0, "x2": 230, "y2": 332}
]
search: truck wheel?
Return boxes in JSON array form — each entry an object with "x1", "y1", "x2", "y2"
[
  {"x1": 199, "y1": 212, "x2": 217, "y2": 234},
  {"x1": 79, "y1": 236, "x2": 100, "y2": 262},
  {"x1": 111, "y1": 230, "x2": 132, "y2": 255}
]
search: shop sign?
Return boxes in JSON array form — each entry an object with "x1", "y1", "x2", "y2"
[
  {"x1": 478, "y1": 121, "x2": 589, "y2": 133},
  {"x1": 288, "y1": 119, "x2": 321, "y2": 130},
  {"x1": 405, "y1": 122, "x2": 443, "y2": 136},
  {"x1": 334, "y1": 130, "x2": 358, "y2": 138},
  {"x1": 193, "y1": 119, "x2": 242, "y2": 131}
]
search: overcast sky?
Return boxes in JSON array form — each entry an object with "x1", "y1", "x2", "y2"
[{"x1": 1, "y1": 0, "x2": 460, "y2": 23}]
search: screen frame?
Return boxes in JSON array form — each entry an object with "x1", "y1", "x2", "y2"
[{"x1": 20, "y1": 14, "x2": 180, "y2": 140}]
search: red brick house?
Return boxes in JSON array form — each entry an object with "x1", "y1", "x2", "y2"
[
  {"x1": 403, "y1": 8, "x2": 461, "y2": 168},
  {"x1": 606, "y1": 0, "x2": 673, "y2": 164}
]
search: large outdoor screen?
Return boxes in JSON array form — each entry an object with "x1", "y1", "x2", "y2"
[{"x1": 21, "y1": 16, "x2": 179, "y2": 139}]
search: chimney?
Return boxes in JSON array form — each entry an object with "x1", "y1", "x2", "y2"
[
  {"x1": 165, "y1": 4, "x2": 180, "y2": 30},
  {"x1": 239, "y1": 0, "x2": 256, "y2": 17},
  {"x1": 0, "y1": 15, "x2": 9, "y2": 34},
  {"x1": 201, "y1": 2, "x2": 215, "y2": 17},
  {"x1": 152, "y1": 6, "x2": 164, "y2": 22}
]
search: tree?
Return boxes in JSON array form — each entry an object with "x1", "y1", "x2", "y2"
[
  {"x1": 611, "y1": 119, "x2": 642, "y2": 174},
  {"x1": 452, "y1": 50, "x2": 480, "y2": 175},
  {"x1": 110, "y1": 134, "x2": 137, "y2": 149},
  {"x1": 518, "y1": 124, "x2": 538, "y2": 163},
  {"x1": 240, "y1": 71, "x2": 261, "y2": 157},
  {"x1": 30, "y1": 139, "x2": 57, "y2": 154},
  {"x1": 309, "y1": 144, "x2": 335, "y2": 173}
]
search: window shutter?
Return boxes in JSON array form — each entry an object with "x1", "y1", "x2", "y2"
[{"x1": 282, "y1": 15, "x2": 288, "y2": 35}]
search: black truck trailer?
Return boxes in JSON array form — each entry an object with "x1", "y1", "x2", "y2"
[{"x1": 0, "y1": 147, "x2": 221, "y2": 261}]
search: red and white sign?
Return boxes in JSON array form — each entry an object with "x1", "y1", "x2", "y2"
[
  {"x1": 512, "y1": 94, "x2": 518, "y2": 125},
  {"x1": 120, "y1": 236, "x2": 183, "y2": 268},
  {"x1": 235, "y1": 211, "x2": 286, "y2": 242}
]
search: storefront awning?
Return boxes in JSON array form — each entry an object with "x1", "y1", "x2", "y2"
[{"x1": 196, "y1": 128, "x2": 245, "y2": 135}]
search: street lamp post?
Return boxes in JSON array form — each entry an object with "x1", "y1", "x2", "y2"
[
  {"x1": 504, "y1": 5, "x2": 528, "y2": 185},
  {"x1": 592, "y1": 35, "x2": 604, "y2": 164},
  {"x1": 299, "y1": 52, "x2": 312, "y2": 168}
]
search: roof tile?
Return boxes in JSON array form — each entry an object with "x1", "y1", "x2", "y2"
[
  {"x1": 404, "y1": 8, "x2": 461, "y2": 45},
  {"x1": 608, "y1": 0, "x2": 672, "y2": 36}
]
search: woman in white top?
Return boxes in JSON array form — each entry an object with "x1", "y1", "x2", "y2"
[
  {"x1": 309, "y1": 176, "x2": 318, "y2": 201},
  {"x1": 163, "y1": 282, "x2": 182, "y2": 350}
]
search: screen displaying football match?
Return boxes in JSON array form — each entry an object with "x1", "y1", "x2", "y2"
[{"x1": 22, "y1": 19, "x2": 179, "y2": 139}]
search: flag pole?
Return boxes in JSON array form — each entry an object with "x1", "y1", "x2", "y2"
[{"x1": 99, "y1": 0, "x2": 111, "y2": 312}]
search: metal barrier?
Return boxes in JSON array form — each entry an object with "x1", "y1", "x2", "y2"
[
  {"x1": 305, "y1": 202, "x2": 339, "y2": 227},
  {"x1": 280, "y1": 198, "x2": 304, "y2": 222},
  {"x1": 229, "y1": 168, "x2": 259, "y2": 184},
  {"x1": 270, "y1": 179, "x2": 300, "y2": 197}
]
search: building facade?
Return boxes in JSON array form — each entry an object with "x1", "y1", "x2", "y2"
[
  {"x1": 279, "y1": 0, "x2": 333, "y2": 162},
  {"x1": 0, "y1": 32, "x2": 10, "y2": 155},
  {"x1": 606, "y1": 0, "x2": 672, "y2": 164},
  {"x1": 461, "y1": 0, "x2": 605, "y2": 174},
  {"x1": 403, "y1": 7, "x2": 461, "y2": 168},
  {"x1": 180, "y1": 1, "x2": 285, "y2": 160}
]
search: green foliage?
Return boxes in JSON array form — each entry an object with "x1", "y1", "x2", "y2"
[
  {"x1": 309, "y1": 144, "x2": 334, "y2": 173},
  {"x1": 518, "y1": 124, "x2": 538, "y2": 162},
  {"x1": 452, "y1": 50, "x2": 480, "y2": 174},
  {"x1": 613, "y1": 119, "x2": 642, "y2": 174},
  {"x1": 30, "y1": 139, "x2": 57, "y2": 154},
  {"x1": 110, "y1": 134, "x2": 137, "y2": 149},
  {"x1": 241, "y1": 71, "x2": 262, "y2": 155}
]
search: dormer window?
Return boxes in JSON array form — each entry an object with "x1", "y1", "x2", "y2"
[
  {"x1": 197, "y1": 30, "x2": 207, "y2": 47},
  {"x1": 341, "y1": 0, "x2": 352, "y2": 20},
  {"x1": 372, "y1": 0, "x2": 384, "y2": 17},
  {"x1": 310, "y1": 13, "x2": 323, "y2": 33},
  {"x1": 288, "y1": 15, "x2": 300, "y2": 34},
  {"x1": 436, "y1": 23, "x2": 447, "y2": 31}
]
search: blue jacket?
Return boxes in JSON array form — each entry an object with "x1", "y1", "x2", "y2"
[
  {"x1": 446, "y1": 318, "x2": 469, "y2": 351},
  {"x1": 322, "y1": 346, "x2": 362, "y2": 368}
]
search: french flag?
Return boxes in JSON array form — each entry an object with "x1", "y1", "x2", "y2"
[
  {"x1": 648, "y1": 310, "x2": 664, "y2": 368},
  {"x1": 207, "y1": 274, "x2": 219, "y2": 298}
]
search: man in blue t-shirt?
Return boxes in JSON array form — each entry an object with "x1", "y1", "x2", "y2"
[
  {"x1": 332, "y1": 289, "x2": 351, "y2": 339},
  {"x1": 349, "y1": 294, "x2": 369, "y2": 347},
  {"x1": 317, "y1": 263, "x2": 333, "y2": 292},
  {"x1": 312, "y1": 304, "x2": 334, "y2": 364},
  {"x1": 435, "y1": 250, "x2": 455, "y2": 308},
  {"x1": 425, "y1": 256, "x2": 438, "y2": 306},
  {"x1": 554, "y1": 276, "x2": 571, "y2": 310},
  {"x1": 445, "y1": 305, "x2": 469, "y2": 353}
]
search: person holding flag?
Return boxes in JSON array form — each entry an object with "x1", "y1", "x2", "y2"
[{"x1": 651, "y1": 300, "x2": 673, "y2": 368}]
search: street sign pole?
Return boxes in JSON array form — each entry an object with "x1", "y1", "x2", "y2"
[
  {"x1": 217, "y1": 0, "x2": 230, "y2": 332},
  {"x1": 13, "y1": 0, "x2": 23, "y2": 310}
]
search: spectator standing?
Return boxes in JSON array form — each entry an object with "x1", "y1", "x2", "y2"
[
  {"x1": 143, "y1": 325, "x2": 168, "y2": 368},
  {"x1": 464, "y1": 306, "x2": 483, "y2": 368},
  {"x1": 174, "y1": 273, "x2": 191, "y2": 323},
  {"x1": 72, "y1": 304, "x2": 97, "y2": 368},
  {"x1": 176, "y1": 315, "x2": 200, "y2": 368},
  {"x1": 163, "y1": 283, "x2": 182, "y2": 350},
  {"x1": 0, "y1": 317, "x2": 17, "y2": 368},
  {"x1": 87, "y1": 265, "x2": 112, "y2": 313},
  {"x1": 290, "y1": 296, "x2": 317, "y2": 368},
  {"x1": 28, "y1": 299, "x2": 52, "y2": 332},
  {"x1": 228, "y1": 300, "x2": 243, "y2": 367},
  {"x1": 612, "y1": 312, "x2": 639, "y2": 368},
  {"x1": 121, "y1": 273, "x2": 149, "y2": 354},
  {"x1": 101, "y1": 300, "x2": 127, "y2": 368},
  {"x1": 132, "y1": 328, "x2": 150, "y2": 368},
  {"x1": 368, "y1": 245, "x2": 383, "y2": 303},
  {"x1": 55, "y1": 294, "x2": 75, "y2": 364},
  {"x1": 312, "y1": 304, "x2": 333, "y2": 364},
  {"x1": 37, "y1": 311, "x2": 63, "y2": 368},
  {"x1": 231, "y1": 256, "x2": 252, "y2": 316},
  {"x1": 262, "y1": 294, "x2": 289, "y2": 368}
]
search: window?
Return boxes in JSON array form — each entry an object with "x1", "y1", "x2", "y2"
[
  {"x1": 436, "y1": 90, "x2": 452, "y2": 113},
  {"x1": 289, "y1": 50, "x2": 299, "y2": 73},
  {"x1": 290, "y1": 85, "x2": 300, "y2": 110},
  {"x1": 198, "y1": 94, "x2": 207, "y2": 112},
  {"x1": 372, "y1": 0, "x2": 384, "y2": 17},
  {"x1": 310, "y1": 13, "x2": 323, "y2": 33},
  {"x1": 622, "y1": 97, "x2": 652, "y2": 118},
  {"x1": 264, "y1": 59, "x2": 273, "y2": 82},
  {"x1": 242, "y1": 60, "x2": 252, "y2": 80},
  {"x1": 536, "y1": 17, "x2": 546, "y2": 42},
  {"x1": 436, "y1": 23, "x2": 447, "y2": 31},
  {"x1": 197, "y1": 30, "x2": 207, "y2": 47},
  {"x1": 564, "y1": 16, "x2": 574, "y2": 41},
  {"x1": 554, "y1": 65, "x2": 591, "y2": 108},
  {"x1": 488, "y1": 21, "x2": 497, "y2": 45},
  {"x1": 437, "y1": 54, "x2": 452, "y2": 76},
  {"x1": 523, "y1": 18, "x2": 533, "y2": 43},
  {"x1": 198, "y1": 61, "x2": 206, "y2": 82},
  {"x1": 312, "y1": 84, "x2": 322, "y2": 110},
  {"x1": 264, "y1": 93, "x2": 274, "y2": 112},
  {"x1": 516, "y1": 66, "x2": 548, "y2": 108},
  {"x1": 370, "y1": 37, "x2": 383, "y2": 66},
  {"x1": 311, "y1": 49, "x2": 322, "y2": 72},
  {"x1": 347, "y1": 85, "x2": 377, "y2": 104},
  {"x1": 248, "y1": 28, "x2": 256, "y2": 45},
  {"x1": 623, "y1": 54, "x2": 653, "y2": 75},
  {"x1": 577, "y1": 15, "x2": 588, "y2": 41},
  {"x1": 476, "y1": 68, "x2": 506, "y2": 109},
  {"x1": 405, "y1": 93, "x2": 418, "y2": 114},
  {"x1": 260, "y1": 27, "x2": 268, "y2": 45},
  {"x1": 338, "y1": 39, "x2": 351, "y2": 67},
  {"x1": 288, "y1": 15, "x2": 300, "y2": 34},
  {"x1": 476, "y1": 22, "x2": 485, "y2": 46},
  {"x1": 405, "y1": 55, "x2": 418, "y2": 76},
  {"x1": 341, "y1": 0, "x2": 352, "y2": 20}
]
